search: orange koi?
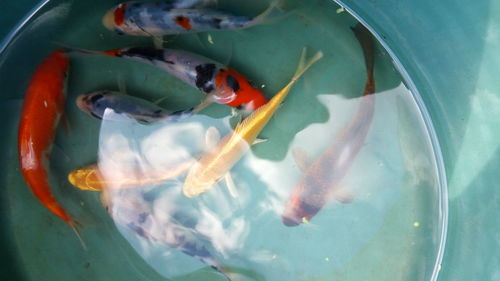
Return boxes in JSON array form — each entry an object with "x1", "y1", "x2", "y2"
[
  {"x1": 17, "y1": 51, "x2": 76, "y2": 227},
  {"x1": 282, "y1": 24, "x2": 376, "y2": 226}
]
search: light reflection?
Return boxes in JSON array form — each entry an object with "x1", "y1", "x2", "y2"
[{"x1": 93, "y1": 84, "x2": 440, "y2": 280}]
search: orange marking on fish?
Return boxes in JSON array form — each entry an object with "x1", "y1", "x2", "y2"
[
  {"x1": 18, "y1": 50, "x2": 73, "y2": 224},
  {"x1": 102, "y1": 49, "x2": 122, "y2": 57},
  {"x1": 114, "y1": 3, "x2": 127, "y2": 26},
  {"x1": 174, "y1": 16, "x2": 192, "y2": 30},
  {"x1": 215, "y1": 68, "x2": 267, "y2": 110}
]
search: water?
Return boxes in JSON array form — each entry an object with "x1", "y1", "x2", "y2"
[{"x1": 0, "y1": 0, "x2": 447, "y2": 281}]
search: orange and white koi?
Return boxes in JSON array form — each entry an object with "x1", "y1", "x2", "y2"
[
  {"x1": 282, "y1": 24, "x2": 376, "y2": 226},
  {"x1": 103, "y1": 0, "x2": 282, "y2": 36},
  {"x1": 183, "y1": 48, "x2": 323, "y2": 198}
]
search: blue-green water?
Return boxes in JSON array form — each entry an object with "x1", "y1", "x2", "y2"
[{"x1": 0, "y1": 0, "x2": 446, "y2": 281}]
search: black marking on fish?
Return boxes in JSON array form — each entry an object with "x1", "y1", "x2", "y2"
[
  {"x1": 226, "y1": 75, "x2": 240, "y2": 92},
  {"x1": 195, "y1": 64, "x2": 216, "y2": 93},
  {"x1": 213, "y1": 18, "x2": 223, "y2": 29},
  {"x1": 90, "y1": 112, "x2": 102, "y2": 120},
  {"x1": 114, "y1": 28, "x2": 125, "y2": 35},
  {"x1": 122, "y1": 47, "x2": 165, "y2": 61},
  {"x1": 136, "y1": 118, "x2": 152, "y2": 124},
  {"x1": 90, "y1": 93, "x2": 104, "y2": 104},
  {"x1": 138, "y1": 212, "x2": 149, "y2": 223},
  {"x1": 164, "y1": 60, "x2": 175, "y2": 64}
]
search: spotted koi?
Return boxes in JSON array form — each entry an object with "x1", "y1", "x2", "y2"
[
  {"x1": 100, "y1": 47, "x2": 267, "y2": 111},
  {"x1": 103, "y1": 0, "x2": 282, "y2": 36}
]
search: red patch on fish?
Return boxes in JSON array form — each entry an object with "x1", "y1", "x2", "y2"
[
  {"x1": 215, "y1": 68, "x2": 267, "y2": 110},
  {"x1": 114, "y1": 3, "x2": 127, "y2": 26},
  {"x1": 102, "y1": 48, "x2": 122, "y2": 57},
  {"x1": 174, "y1": 16, "x2": 192, "y2": 30}
]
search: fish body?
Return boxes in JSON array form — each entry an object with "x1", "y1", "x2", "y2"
[
  {"x1": 103, "y1": 190, "x2": 225, "y2": 272},
  {"x1": 17, "y1": 50, "x2": 73, "y2": 224},
  {"x1": 76, "y1": 90, "x2": 194, "y2": 124},
  {"x1": 183, "y1": 49, "x2": 323, "y2": 198},
  {"x1": 282, "y1": 24, "x2": 376, "y2": 226},
  {"x1": 103, "y1": 47, "x2": 267, "y2": 110},
  {"x1": 103, "y1": 0, "x2": 280, "y2": 36},
  {"x1": 68, "y1": 161, "x2": 194, "y2": 191}
]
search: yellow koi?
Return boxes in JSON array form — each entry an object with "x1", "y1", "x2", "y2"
[
  {"x1": 68, "y1": 161, "x2": 194, "y2": 191},
  {"x1": 183, "y1": 48, "x2": 323, "y2": 198}
]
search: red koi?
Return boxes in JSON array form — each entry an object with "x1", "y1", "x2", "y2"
[{"x1": 18, "y1": 51, "x2": 75, "y2": 226}]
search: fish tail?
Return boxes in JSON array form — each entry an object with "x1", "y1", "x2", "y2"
[
  {"x1": 249, "y1": 0, "x2": 286, "y2": 26},
  {"x1": 52, "y1": 42, "x2": 102, "y2": 56},
  {"x1": 292, "y1": 48, "x2": 324, "y2": 82},
  {"x1": 68, "y1": 219, "x2": 88, "y2": 251},
  {"x1": 162, "y1": 108, "x2": 195, "y2": 122},
  {"x1": 351, "y1": 23, "x2": 376, "y2": 94}
]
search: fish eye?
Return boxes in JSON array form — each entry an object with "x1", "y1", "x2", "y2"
[{"x1": 114, "y1": 28, "x2": 124, "y2": 35}]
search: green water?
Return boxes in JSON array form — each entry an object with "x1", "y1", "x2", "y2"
[{"x1": 0, "y1": 0, "x2": 446, "y2": 280}]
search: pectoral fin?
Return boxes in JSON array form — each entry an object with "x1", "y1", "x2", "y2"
[
  {"x1": 204, "y1": 126, "x2": 221, "y2": 152},
  {"x1": 253, "y1": 138, "x2": 268, "y2": 145},
  {"x1": 153, "y1": 36, "x2": 165, "y2": 49},
  {"x1": 292, "y1": 147, "x2": 314, "y2": 173},
  {"x1": 192, "y1": 97, "x2": 214, "y2": 114},
  {"x1": 331, "y1": 189, "x2": 355, "y2": 203},
  {"x1": 224, "y1": 172, "x2": 238, "y2": 198}
]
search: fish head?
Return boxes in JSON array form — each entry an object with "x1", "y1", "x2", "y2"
[
  {"x1": 102, "y1": 3, "x2": 151, "y2": 36},
  {"x1": 103, "y1": 3, "x2": 126, "y2": 33},
  {"x1": 214, "y1": 68, "x2": 268, "y2": 111},
  {"x1": 67, "y1": 164, "x2": 103, "y2": 191},
  {"x1": 281, "y1": 185, "x2": 321, "y2": 227},
  {"x1": 76, "y1": 91, "x2": 114, "y2": 119}
]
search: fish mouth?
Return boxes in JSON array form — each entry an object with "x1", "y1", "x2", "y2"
[
  {"x1": 102, "y1": 9, "x2": 116, "y2": 31},
  {"x1": 76, "y1": 95, "x2": 91, "y2": 113},
  {"x1": 281, "y1": 215, "x2": 301, "y2": 227}
]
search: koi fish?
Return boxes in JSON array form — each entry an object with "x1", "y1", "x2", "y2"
[
  {"x1": 103, "y1": 0, "x2": 281, "y2": 36},
  {"x1": 68, "y1": 160, "x2": 194, "y2": 191},
  {"x1": 101, "y1": 189, "x2": 229, "y2": 278},
  {"x1": 281, "y1": 24, "x2": 376, "y2": 226},
  {"x1": 100, "y1": 47, "x2": 267, "y2": 111},
  {"x1": 17, "y1": 51, "x2": 76, "y2": 226},
  {"x1": 183, "y1": 48, "x2": 323, "y2": 198},
  {"x1": 76, "y1": 90, "x2": 200, "y2": 124}
]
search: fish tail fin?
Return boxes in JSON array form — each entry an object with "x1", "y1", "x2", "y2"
[
  {"x1": 351, "y1": 23, "x2": 376, "y2": 95},
  {"x1": 52, "y1": 42, "x2": 102, "y2": 56},
  {"x1": 250, "y1": 0, "x2": 287, "y2": 27},
  {"x1": 68, "y1": 219, "x2": 88, "y2": 251},
  {"x1": 53, "y1": 42, "x2": 123, "y2": 58},
  {"x1": 292, "y1": 47, "x2": 324, "y2": 82}
]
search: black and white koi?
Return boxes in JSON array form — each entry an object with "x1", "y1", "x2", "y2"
[{"x1": 102, "y1": 47, "x2": 268, "y2": 111}]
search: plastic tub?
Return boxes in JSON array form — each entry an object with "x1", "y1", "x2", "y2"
[{"x1": 0, "y1": 0, "x2": 497, "y2": 281}]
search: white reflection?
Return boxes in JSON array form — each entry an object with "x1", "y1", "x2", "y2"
[
  {"x1": 93, "y1": 83, "x2": 439, "y2": 280},
  {"x1": 449, "y1": 88, "x2": 500, "y2": 198},
  {"x1": 196, "y1": 206, "x2": 248, "y2": 255}
]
